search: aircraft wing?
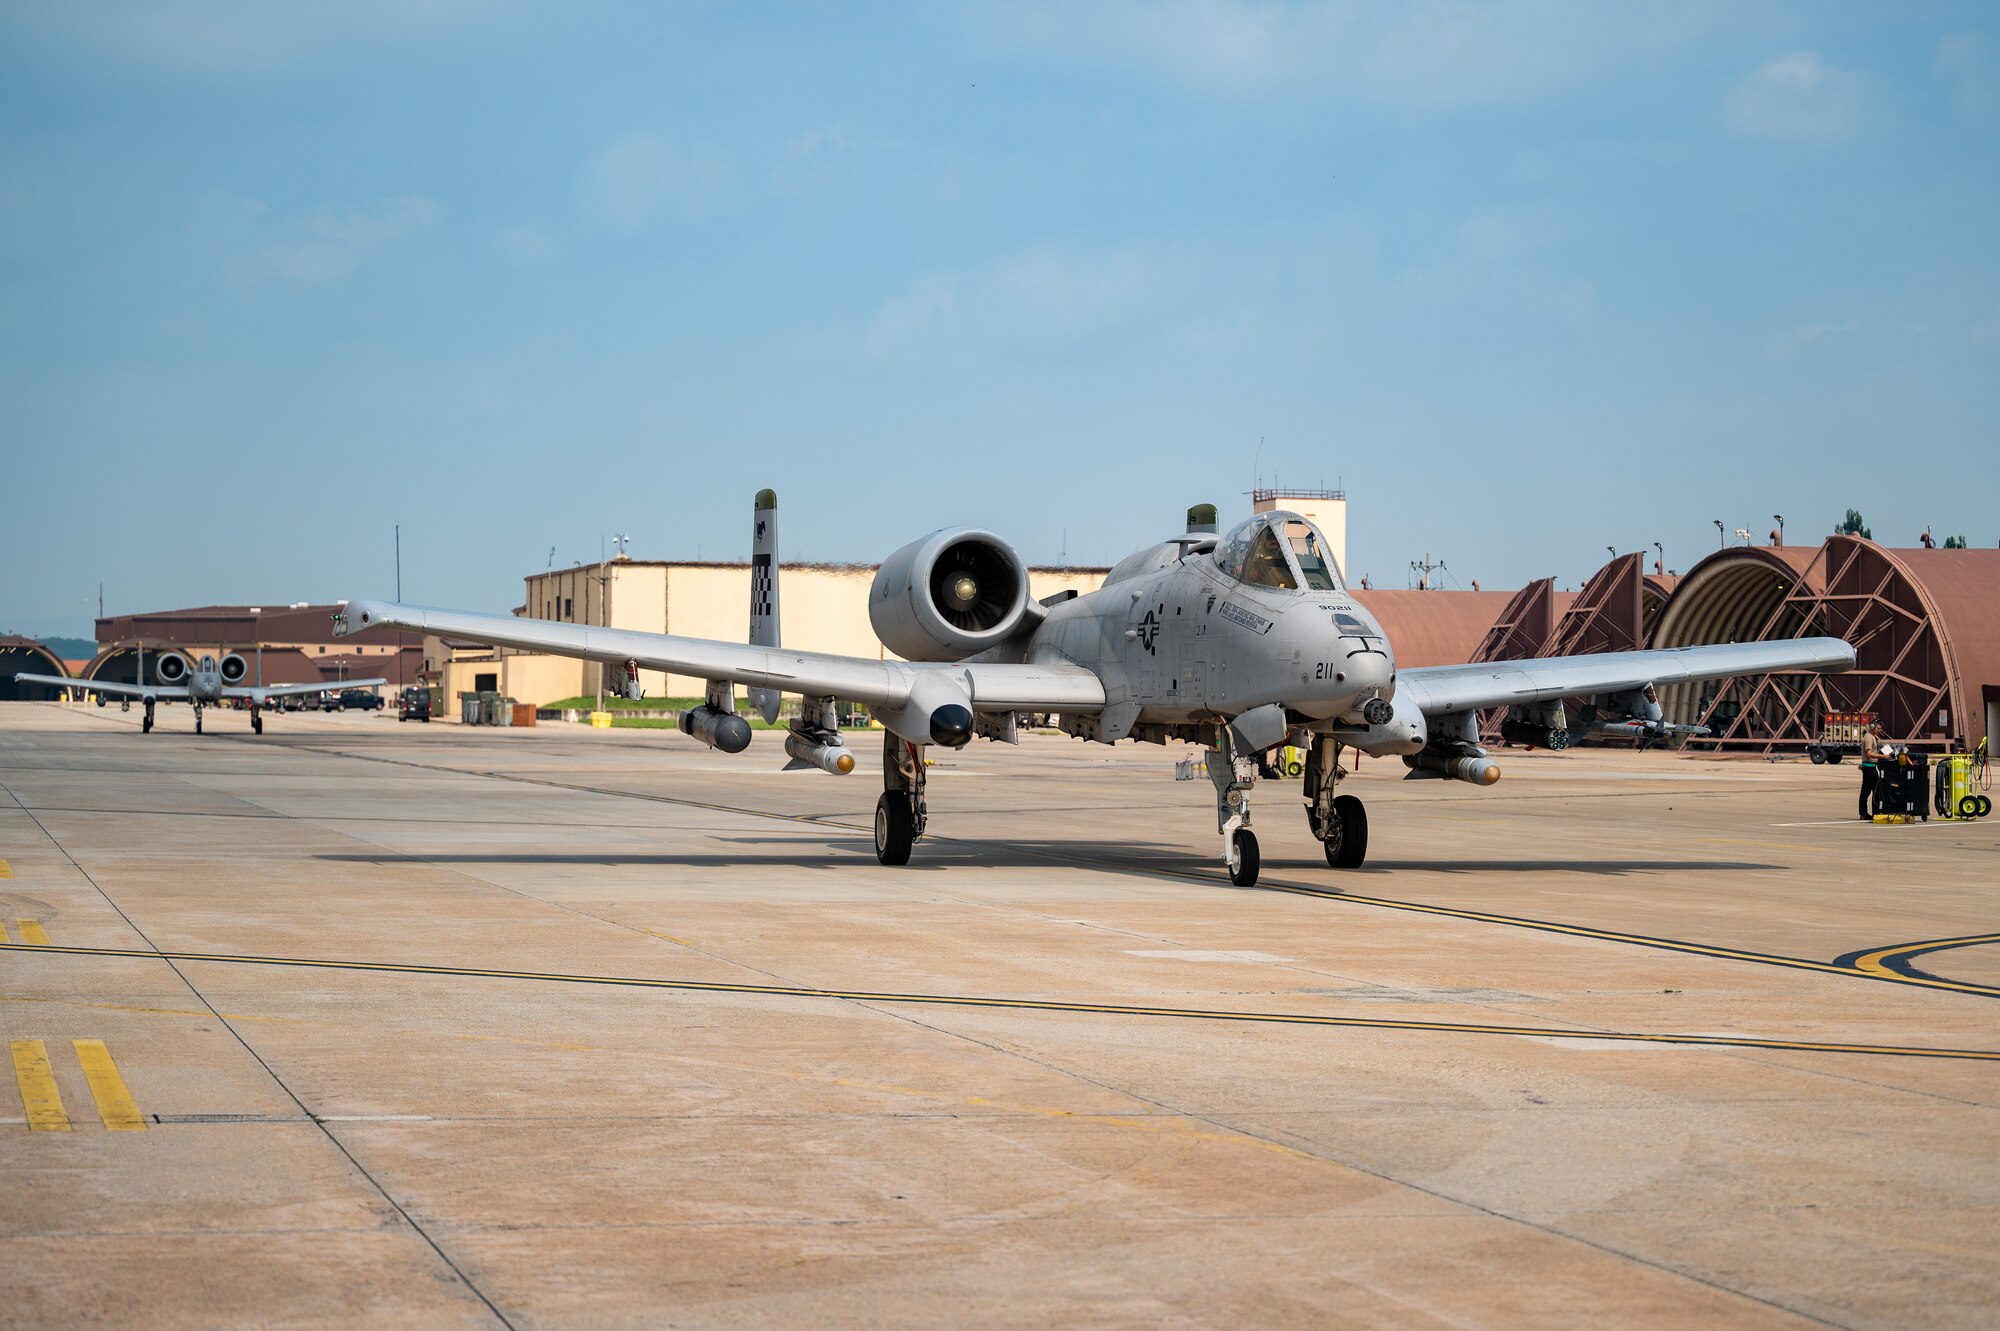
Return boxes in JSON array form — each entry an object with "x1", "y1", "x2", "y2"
[
  {"x1": 333, "y1": 600, "x2": 1105, "y2": 713},
  {"x1": 13, "y1": 673, "x2": 186, "y2": 703},
  {"x1": 1395, "y1": 638, "x2": 1855, "y2": 716},
  {"x1": 235, "y1": 679, "x2": 389, "y2": 702}
]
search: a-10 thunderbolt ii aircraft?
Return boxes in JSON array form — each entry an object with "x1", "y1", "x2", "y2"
[
  {"x1": 17, "y1": 651, "x2": 387, "y2": 735},
  {"x1": 334, "y1": 492, "x2": 1853, "y2": 886}
]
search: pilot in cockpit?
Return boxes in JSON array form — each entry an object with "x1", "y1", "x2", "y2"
[{"x1": 1218, "y1": 514, "x2": 1345, "y2": 593}]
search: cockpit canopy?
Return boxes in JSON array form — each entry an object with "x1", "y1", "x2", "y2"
[{"x1": 1213, "y1": 512, "x2": 1345, "y2": 592}]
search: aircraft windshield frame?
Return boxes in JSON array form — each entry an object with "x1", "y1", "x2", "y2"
[
  {"x1": 1214, "y1": 513, "x2": 1344, "y2": 592},
  {"x1": 1283, "y1": 518, "x2": 1343, "y2": 591}
]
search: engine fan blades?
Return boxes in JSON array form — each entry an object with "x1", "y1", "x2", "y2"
[{"x1": 930, "y1": 541, "x2": 1017, "y2": 632}]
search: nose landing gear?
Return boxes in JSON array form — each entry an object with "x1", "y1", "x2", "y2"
[
  {"x1": 142, "y1": 699, "x2": 155, "y2": 734},
  {"x1": 1207, "y1": 727, "x2": 1261, "y2": 886}
]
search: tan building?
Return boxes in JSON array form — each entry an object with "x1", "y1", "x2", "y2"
[{"x1": 432, "y1": 558, "x2": 1110, "y2": 707}]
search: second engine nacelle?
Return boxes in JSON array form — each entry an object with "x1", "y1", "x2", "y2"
[
  {"x1": 219, "y1": 653, "x2": 249, "y2": 685},
  {"x1": 869, "y1": 528, "x2": 1030, "y2": 662},
  {"x1": 156, "y1": 652, "x2": 190, "y2": 684}
]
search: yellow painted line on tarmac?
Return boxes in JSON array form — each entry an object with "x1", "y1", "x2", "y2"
[
  {"x1": 642, "y1": 929, "x2": 695, "y2": 946},
  {"x1": 1241, "y1": 878, "x2": 2000, "y2": 1000},
  {"x1": 72, "y1": 1040, "x2": 146, "y2": 1131},
  {"x1": 3, "y1": 940, "x2": 1997, "y2": 1063},
  {"x1": 10, "y1": 1039, "x2": 70, "y2": 1131},
  {"x1": 1847, "y1": 935, "x2": 2000, "y2": 980},
  {"x1": 16, "y1": 920, "x2": 49, "y2": 946},
  {"x1": 298, "y1": 746, "x2": 1999, "y2": 1001},
  {"x1": 0, "y1": 859, "x2": 12, "y2": 878}
]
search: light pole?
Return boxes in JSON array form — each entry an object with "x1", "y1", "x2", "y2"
[
  {"x1": 1653, "y1": 541, "x2": 1665, "y2": 576},
  {"x1": 1713, "y1": 519, "x2": 1725, "y2": 550}
]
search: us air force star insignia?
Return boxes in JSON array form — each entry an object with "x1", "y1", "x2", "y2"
[{"x1": 1138, "y1": 607, "x2": 1161, "y2": 655}]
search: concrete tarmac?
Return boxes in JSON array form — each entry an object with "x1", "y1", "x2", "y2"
[{"x1": 2, "y1": 701, "x2": 1996, "y2": 1329}]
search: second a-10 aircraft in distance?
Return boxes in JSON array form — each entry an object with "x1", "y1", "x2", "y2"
[
  {"x1": 336, "y1": 492, "x2": 1853, "y2": 886},
  {"x1": 18, "y1": 651, "x2": 385, "y2": 735}
]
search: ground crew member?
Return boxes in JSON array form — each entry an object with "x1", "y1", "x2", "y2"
[{"x1": 1859, "y1": 722, "x2": 1884, "y2": 820}]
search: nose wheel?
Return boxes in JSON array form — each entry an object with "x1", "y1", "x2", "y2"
[
  {"x1": 1208, "y1": 728, "x2": 1262, "y2": 886},
  {"x1": 1228, "y1": 829, "x2": 1260, "y2": 886}
]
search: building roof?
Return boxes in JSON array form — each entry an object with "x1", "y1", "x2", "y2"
[
  {"x1": 95, "y1": 603, "x2": 407, "y2": 647},
  {"x1": 1352, "y1": 589, "x2": 1516, "y2": 670},
  {"x1": 1888, "y1": 547, "x2": 2000, "y2": 716}
]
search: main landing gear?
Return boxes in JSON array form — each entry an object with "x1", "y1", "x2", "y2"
[
  {"x1": 874, "y1": 731, "x2": 928, "y2": 866},
  {"x1": 1303, "y1": 735, "x2": 1369, "y2": 869}
]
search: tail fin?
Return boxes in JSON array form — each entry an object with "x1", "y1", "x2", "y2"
[{"x1": 748, "y1": 488, "x2": 782, "y2": 724}]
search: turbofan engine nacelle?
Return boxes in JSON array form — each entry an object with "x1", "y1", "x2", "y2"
[
  {"x1": 219, "y1": 653, "x2": 250, "y2": 685},
  {"x1": 156, "y1": 653, "x2": 190, "y2": 685},
  {"x1": 868, "y1": 528, "x2": 1030, "y2": 662}
]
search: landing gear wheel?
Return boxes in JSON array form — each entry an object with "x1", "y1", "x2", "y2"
[
  {"x1": 874, "y1": 791, "x2": 915, "y2": 866},
  {"x1": 194, "y1": 715, "x2": 203, "y2": 735},
  {"x1": 1808, "y1": 746, "x2": 1826, "y2": 765},
  {"x1": 1228, "y1": 828, "x2": 1260, "y2": 887},
  {"x1": 142, "y1": 715, "x2": 153, "y2": 734},
  {"x1": 252, "y1": 715, "x2": 263, "y2": 735},
  {"x1": 1323, "y1": 794, "x2": 1369, "y2": 869}
]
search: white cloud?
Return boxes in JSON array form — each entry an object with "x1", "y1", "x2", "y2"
[
  {"x1": 254, "y1": 196, "x2": 442, "y2": 282},
  {"x1": 489, "y1": 223, "x2": 559, "y2": 265},
  {"x1": 1936, "y1": 33, "x2": 1998, "y2": 124},
  {"x1": 1721, "y1": 51, "x2": 1867, "y2": 142},
  {"x1": 6, "y1": 0, "x2": 494, "y2": 75},
  {"x1": 582, "y1": 137, "x2": 733, "y2": 228},
  {"x1": 580, "y1": 135, "x2": 736, "y2": 226},
  {"x1": 773, "y1": 124, "x2": 861, "y2": 199},
  {"x1": 968, "y1": 0, "x2": 1710, "y2": 108},
  {"x1": 863, "y1": 245, "x2": 1167, "y2": 353}
]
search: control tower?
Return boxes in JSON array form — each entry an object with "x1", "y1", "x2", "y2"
[{"x1": 1252, "y1": 487, "x2": 1347, "y2": 578}]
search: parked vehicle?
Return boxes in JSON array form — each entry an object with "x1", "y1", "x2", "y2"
[
  {"x1": 398, "y1": 687, "x2": 431, "y2": 722},
  {"x1": 339, "y1": 688, "x2": 384, "y2": 711},
  {"x1": 1807, "y1": 710, "x2": 1877, "y2": 765},
  {"x1": 318, "y1": 691, "x2": 341, "y2": 712}
]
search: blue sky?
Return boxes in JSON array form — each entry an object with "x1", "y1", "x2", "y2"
[{"x1": 3, "y1": 1, "x2": 1996, "y2": 638}]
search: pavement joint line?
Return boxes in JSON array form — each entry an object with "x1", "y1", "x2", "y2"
[
  {"x1": 0, "y1": 776, "x2": 519, "y2": 1331},
  {"x1": 4, "y1": 941, "x2": 1995, "y2": 1062},
  {"x1": 275, "y1": 742, "x2": 2000, "y2": 1004}
]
